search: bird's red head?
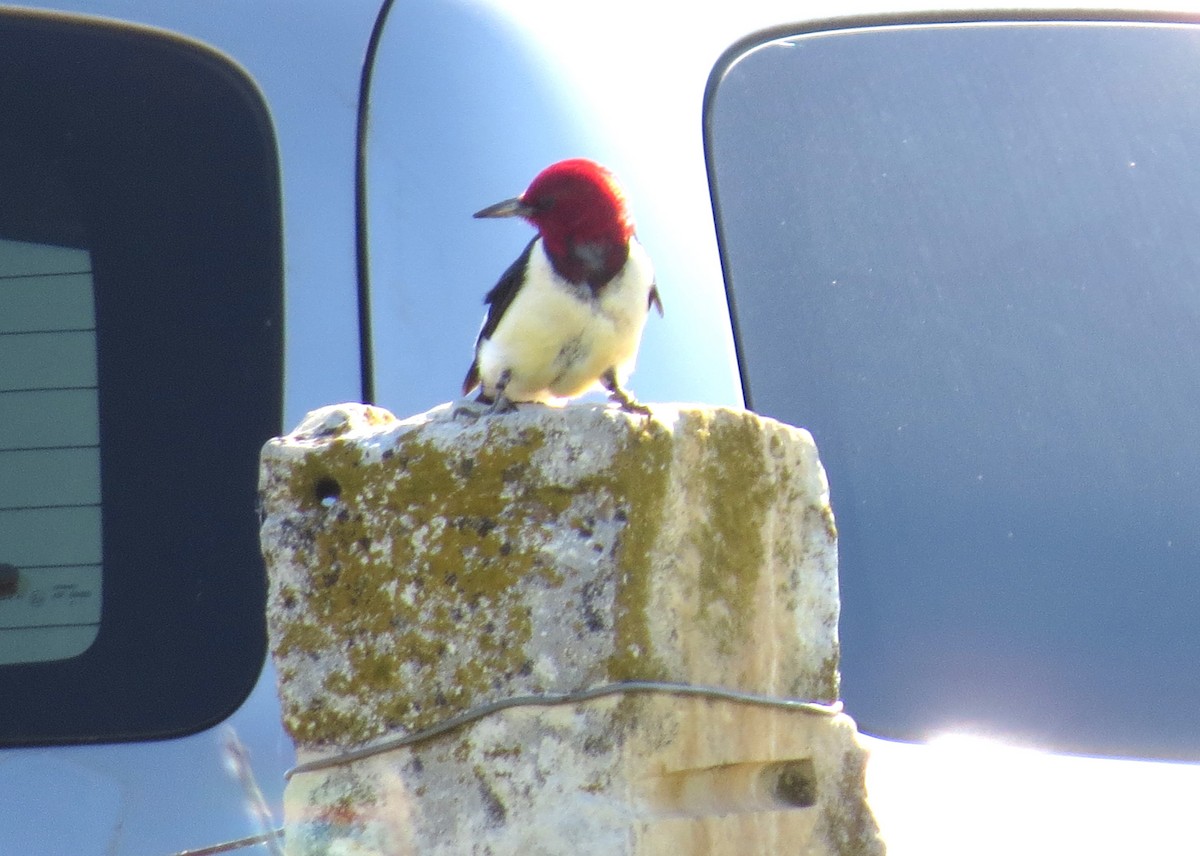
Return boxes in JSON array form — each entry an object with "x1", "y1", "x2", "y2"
[
  {"x1": 521, "y1": 158, "x2": 634, "y2": 243},
  {"x1": 475, "y1": 158, "x2": 636, "y2": 287}
]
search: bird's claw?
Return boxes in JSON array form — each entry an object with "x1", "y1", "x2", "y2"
[
  {"x1": 600, "y1": 368, "x2": 651, "y2": 416},
  {"x1": 610, "y1": 394, "x2": 652, "y2": 416},
  {"x1": 452, "y1": 401, "x2": 486, "y2": 421},
  {"x1": 455, "y1": 387, "x2": 519, "y2": 419},
  {"x1": 486, "y1": 395, "x2": 519, "y2": 416},
  {"x1": 617, "y1": 398, "x2": 652, "y2": 416}
]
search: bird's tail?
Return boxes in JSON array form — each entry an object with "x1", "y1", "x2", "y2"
[{"x1": 461, "y1": 362, "x2": 481, "y2": 396}]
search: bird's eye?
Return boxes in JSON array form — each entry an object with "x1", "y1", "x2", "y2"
[{"x1": 533, "y1": 196, "x2": 555, "y2": 212}]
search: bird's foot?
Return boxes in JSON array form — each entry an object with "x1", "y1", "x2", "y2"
[
  {"x1": 452, "y1": 387, "x2": 514, "y2": 420},
  {"x1": 600, "y1": 368, "x2": 651, "y2": 416},
  {"x1": 452, "y1": 400, "x2": 485, "y2": 421},
  {"x1": 453, "y1": 398, "x2": 520, "y2": 420},
  {"x1": 483, "y1": 370, "x2": 519, "y2": 415},
  {"x1": 456, "y1": 370, "x2": 521, "y2": 418},
  {"x1": 485, "y1": 393, "x2": 519, "y2": 416},
  {"x1": 612, "y1": 394, "x2": 652, "y2": 416}
]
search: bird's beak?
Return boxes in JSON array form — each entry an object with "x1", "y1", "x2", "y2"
[{"x1": 473, "y1": 196, "x2": 534, "y2": 220}]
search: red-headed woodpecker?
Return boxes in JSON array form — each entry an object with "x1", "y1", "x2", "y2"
[{"x1": 461, "y1": 158, "x2": 663, "y2": 414}]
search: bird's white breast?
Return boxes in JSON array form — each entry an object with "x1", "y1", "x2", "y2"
[{"x1": 476, "y1": 237, "x2": 655, "y2": 402}]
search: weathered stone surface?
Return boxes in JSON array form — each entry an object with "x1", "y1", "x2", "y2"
[{"x1": 258, "y1": 401, "x2": 884, "y2": 855}]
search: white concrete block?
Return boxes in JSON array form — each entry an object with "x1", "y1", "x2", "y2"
[{"x1": 258, "y1": 402, "x2": 885, "y2": 855}]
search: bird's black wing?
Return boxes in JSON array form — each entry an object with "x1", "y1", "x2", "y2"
[
  {"x1": 462, "y1": 237, "x2": 539, "y2": 395},
  {"x1": 478, "y1": 237, "x2": 538, "y2": 343}
]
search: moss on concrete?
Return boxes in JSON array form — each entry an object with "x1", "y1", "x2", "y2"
[
  {"x1": 272, "y1": 413, "x2": 692, "y2": 744},
  {"x1": 603, "y1": 418, "x2": 673, "y2": 681},
  {"x1": 689, "y1": 410, "x2": 773, "y2": 657},
  {"x1": 276, "y1": 425, "x2": 568, "y2": 743}
]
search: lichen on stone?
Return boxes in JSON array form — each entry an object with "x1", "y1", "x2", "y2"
[
  {"x1": 602, "y1": 418, "x2": 673, "y2": 681},
  {"x1": 688, "y1": 409, "x2": 773, "y2": 657}
]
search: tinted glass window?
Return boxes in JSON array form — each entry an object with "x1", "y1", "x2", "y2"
[
  {"x1": 709, "y1": 21, "x2": 1200, "y2": 758},
  {"x1": 0, "y1": 12, "x2": 282, "y2": 744},
  {"x1": 0, "y1": 238, "x2": 101, "y2": 665}
]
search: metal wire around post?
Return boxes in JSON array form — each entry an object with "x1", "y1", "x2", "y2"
[{"x1": 286, "y1": 680, "x2": 843, "y2": 779}]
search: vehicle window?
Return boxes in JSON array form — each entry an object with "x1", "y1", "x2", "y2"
[
  {"x1": 0, "y1": 12, "x2": 282, "y2": 745},
  {"x1": 0, "y1": 238, "x2": 101, "y2": 665},
  {"x1": 709, "y1": 21, "x2": 1200, "y2": 759}
]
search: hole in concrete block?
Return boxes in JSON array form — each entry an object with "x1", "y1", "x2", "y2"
[
  {"x1": 639, "y1": 757, "x2": 819, "y2": 818},
  {"x1": 765, "y1": 758, "x2": 817, "y2": 808},
  {"x1": 313, "y1": 476, "x2": 341, "y2": 506}
]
